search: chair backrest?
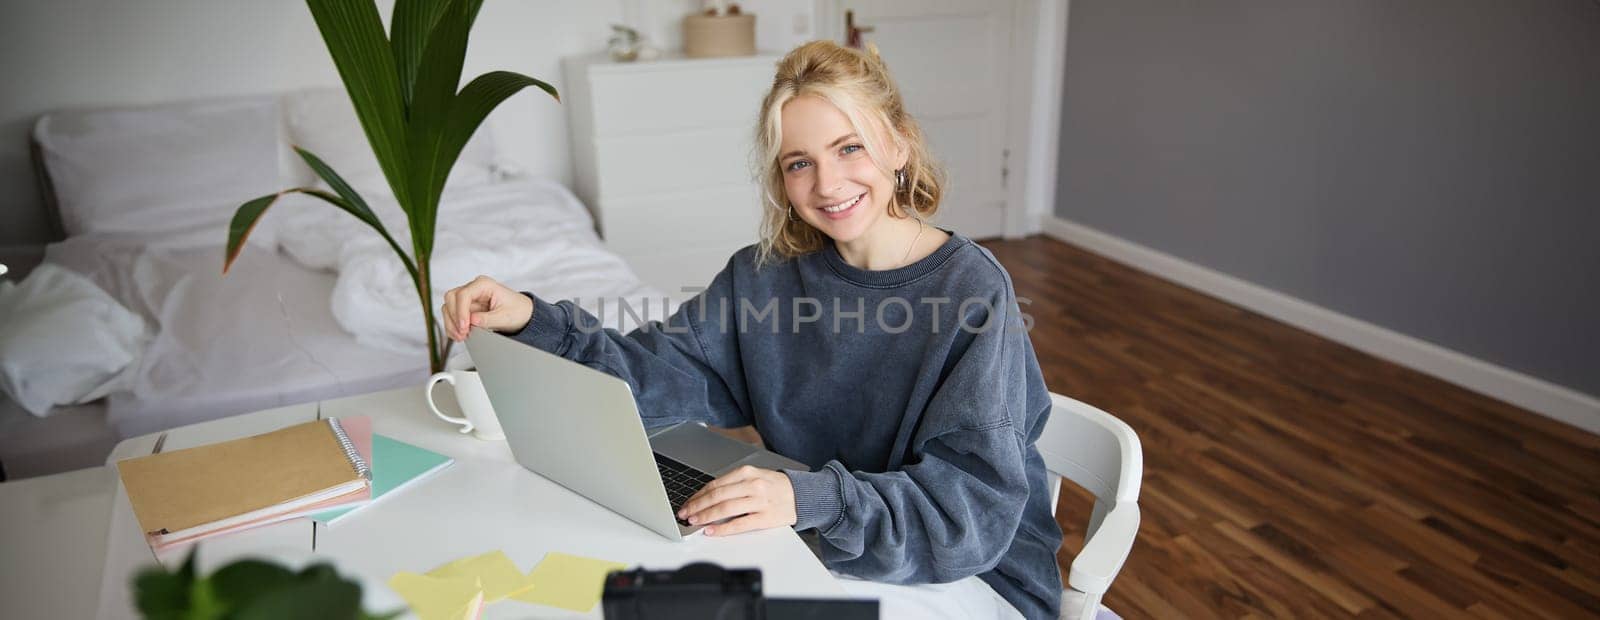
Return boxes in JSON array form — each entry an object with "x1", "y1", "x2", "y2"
[{"x1": 1037, "y1": 393, "x2": 1143, "y2": 536}]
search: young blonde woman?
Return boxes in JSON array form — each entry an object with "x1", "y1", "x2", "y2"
[{"x1": 442, "y1": 41, "x2": 1062, "y2": 619}]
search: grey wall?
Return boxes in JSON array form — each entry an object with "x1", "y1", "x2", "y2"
[{"x1": 1055, "y1": 0, "x2": 1600, "y2": 396}]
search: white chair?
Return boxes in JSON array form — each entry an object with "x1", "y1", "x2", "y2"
[{"x1": 1038, "y1": 393, "x2": 1143, "y2": 620}]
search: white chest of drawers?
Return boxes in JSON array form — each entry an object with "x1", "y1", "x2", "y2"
[{"x1": 563, "y1": 53, "x2": 780, "y2": 295}]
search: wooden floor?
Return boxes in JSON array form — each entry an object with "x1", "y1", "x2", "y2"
[{"x1": 979, "y1": 236, "x2": 1600, "y2": 619}]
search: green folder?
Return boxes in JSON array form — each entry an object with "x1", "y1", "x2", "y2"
[{"x1": 312, "y1": 434, "x2": 453, "y2": 525}]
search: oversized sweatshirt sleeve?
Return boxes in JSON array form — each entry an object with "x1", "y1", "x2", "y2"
[
  {"x1": 783, "y1": 288, "x2": 1040, "y2": 584},
  {"x1": 505, "y1": 261, "x2": 752, "y2": 429}
]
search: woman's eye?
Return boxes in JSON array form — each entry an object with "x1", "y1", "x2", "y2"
[
  {"x1": 785, "y1": 160, "x2": 811, "y2": 173},
  {"x1": 841, "y1": 144, "x2": 863, "y2": 155}
]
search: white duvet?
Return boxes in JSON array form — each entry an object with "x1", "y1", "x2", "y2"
[
  {"x1": 41, "y1": 177, "x2": 678, "y2": 436},
  {"x1": 274, "y1": 177, "x2": 677, "y2": 357}
]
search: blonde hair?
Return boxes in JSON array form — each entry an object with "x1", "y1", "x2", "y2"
[{"x1": 752, "y1": 40, "x2": 944, "y2": 267}]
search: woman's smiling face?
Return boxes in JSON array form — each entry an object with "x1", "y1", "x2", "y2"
[{"x1": 777, "y1": 95, "x2": 905, "y2": 244}]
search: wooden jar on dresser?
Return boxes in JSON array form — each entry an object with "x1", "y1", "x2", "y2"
[{"x1": 563, "y1": 52, "x2": 780, "y2": 296}]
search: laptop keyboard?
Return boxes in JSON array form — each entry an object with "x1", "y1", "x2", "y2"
[{"x1": 654, "y1": 453, "x2": 716, "y2": 526}]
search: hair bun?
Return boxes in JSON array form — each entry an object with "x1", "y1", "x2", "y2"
[{"x1": 861, "y1": 42, "x2": 892, "y2": 75}]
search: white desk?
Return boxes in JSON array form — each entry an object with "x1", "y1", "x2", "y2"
[
  {"x1": 0, "y1": 464, "x2": 116, "y2": 620},
  {"x1": 9, "y1": 386, "x2": 842, "y2": 619}
]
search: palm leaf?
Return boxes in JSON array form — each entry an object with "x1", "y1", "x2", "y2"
[
  {"x1": 224, "y1": 187, "x2": 415, "y2": 282},
  {"x1": 390, "y1": 0, "x2": 448, "y2": 109},
  {"x1": 223, "y1": 187, "x2": 420, "y2": 284},
  {"x1": 392, "y1": 0, "x2": 483, "y2": 110},
  {"x1": 292, "y1": 148, "x2": 385, "y2": 232},
  {"x1": 224, "y1": 149, "x2": 418, "y2": 285},
  {"x1": 223, "y1": 193, "x2": 283, "y2": 273},
  {"x1": 447, "y1": 72, "x2": 560, "y2": 145},
  {"x1": 402, "y1": 0, "x2": 476, "y2": 260},
  {"x1": 293, "y1": 148, "x2": 422, "y2": 285},
  {"x1": 417, "y1": 71, "x2": 558, "y2": 244},
  {"x1": 305, "y1": 0, "x2": 412, "y2": 206}
]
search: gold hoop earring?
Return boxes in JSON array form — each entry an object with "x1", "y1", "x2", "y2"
[
  {"x1": 895, "y1": 167, "x2": 907, "y2": 192},
  {"x1": 787, "y1": 203, "x2": 799, "y2": 222}
]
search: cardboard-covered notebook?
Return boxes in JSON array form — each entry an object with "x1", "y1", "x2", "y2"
[{"x1": 116, "y1": 417, "x2": 373, "y2": 549}]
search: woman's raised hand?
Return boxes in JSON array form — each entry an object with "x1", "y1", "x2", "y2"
[{"x1": 441, "y1": 275, "x2": 535, "y2": 342}]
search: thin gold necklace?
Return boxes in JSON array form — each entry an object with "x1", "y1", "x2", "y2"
[{"x1": 898, "y1": 221, "x2": 927, "y2": 268}]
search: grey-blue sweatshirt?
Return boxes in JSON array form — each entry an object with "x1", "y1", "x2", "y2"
[{"x1": 509, "y1": 232, "x2": 1063, "y2": 618}]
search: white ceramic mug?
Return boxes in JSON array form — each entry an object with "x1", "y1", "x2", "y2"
[{"x1": 425, "y1": 370, "x2": 505, "y2": 440}]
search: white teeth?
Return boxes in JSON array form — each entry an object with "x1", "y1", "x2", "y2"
[{"x1": 823, "y1": 194, "x2": 862, "y2": 213}]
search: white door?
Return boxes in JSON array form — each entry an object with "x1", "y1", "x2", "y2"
[{"x1": 831, "y1": 0, "x2": 1016, "y2": 239}]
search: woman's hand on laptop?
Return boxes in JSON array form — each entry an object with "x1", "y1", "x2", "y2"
[
  {"x1": 441, "y1": 276, "x2": 535, "y2": 342},
  {"x1": 678, "y1": 466, "x2": 797, "y2": 537}
]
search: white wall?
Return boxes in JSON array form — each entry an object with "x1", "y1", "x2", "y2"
[
  {"x1": 628, "y1": 0, "x2": 816, "y2": 56},
  {"x1": 0, "y1": 0, "x2": 816, "y2": 245}
]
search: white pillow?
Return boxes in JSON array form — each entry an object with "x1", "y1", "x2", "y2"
[
  {"x1": 0, "y1": 264, "x2": 150, "y2": 417},
  {"x1": 282, "y1": 87, "x2": 498, "y2": 195},
  {"x1": 32, "y1": 95, "x2": 285, "y2": 250}
]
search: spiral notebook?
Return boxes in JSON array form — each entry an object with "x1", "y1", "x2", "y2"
[
  {"x1": 312, "y1": 433, "x2": 453, "y2": 526},
  {"x1": 116, "y1": 417, "x2": 374, "y2": 550}
]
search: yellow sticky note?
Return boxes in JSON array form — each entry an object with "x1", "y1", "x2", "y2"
[
  {"x1": 511, "y1": 551, "x2": 629, "y2": 612},
  {"x1": 388, "y1": 572, "x2": 485, "y2": 620},
  {"x1": 428, "y1": 550, "x2": 535, "y2": 602}
]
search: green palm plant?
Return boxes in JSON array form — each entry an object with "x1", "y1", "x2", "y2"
[
  {"x1": 134, "y1": 549, "x2": 398, "y2": 619},
  {"x1": 223, "y1": 0, "x2": 557, "y2": 373}
]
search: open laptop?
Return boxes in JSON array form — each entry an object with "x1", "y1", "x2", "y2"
[{"x1": 465, "y1": 326, "x2": 809, "y2": 540}]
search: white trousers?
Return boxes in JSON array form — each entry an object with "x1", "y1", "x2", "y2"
[{"x1": 832, "y1": 571, "x2": 1026, "y2": 620}]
